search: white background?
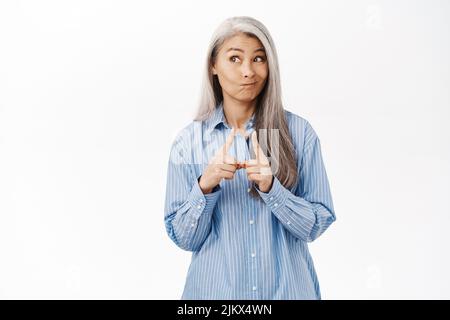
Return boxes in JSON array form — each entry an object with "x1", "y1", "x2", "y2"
[{"x1": 0, "y1": 0, "x2": 449, "y2": 299}]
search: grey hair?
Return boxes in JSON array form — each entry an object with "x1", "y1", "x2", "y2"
[{"x1": 194, "y1": 16, "x2": 298, "y2": 198}]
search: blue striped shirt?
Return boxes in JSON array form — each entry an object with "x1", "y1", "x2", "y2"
[{"x1": 164, "y1": 102, "x2": 336, "y2": 299}]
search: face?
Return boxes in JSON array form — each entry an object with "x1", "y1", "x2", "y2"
[{"x1": 212, "y1": 33, "x2": 269, "y2": 104}]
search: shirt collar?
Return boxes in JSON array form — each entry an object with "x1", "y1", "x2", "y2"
[{"x1": 205, "y1": 101, "x2": 256, "y2": 135}]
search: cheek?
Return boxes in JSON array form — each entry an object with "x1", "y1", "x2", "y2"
[
  {"x1": 217, "y1": 67, "x2": 240, "y2": 87},
  {"x1": 256, "y1": 69, "x2": 268, "y2": 88},
  {"x1": 257, "y1": 66, "x2": 269, "y2": 81}
]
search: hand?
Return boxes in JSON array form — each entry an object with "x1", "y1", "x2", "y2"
[
  {"x1": 244, "y1": 130, "x2": 274, "y2": 193},
  {"x1": 199, "y1": 128, "x2": 239, "y2": 194}
]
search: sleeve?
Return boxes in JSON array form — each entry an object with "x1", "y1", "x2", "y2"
[
  {"x1": 164, "y1": 133, "x2": 222, "y2": 252},
  {"x1": 256, "y1": 122, "x2": 336, "y2": 242}
]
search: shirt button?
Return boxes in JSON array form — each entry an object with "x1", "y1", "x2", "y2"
[
  {"x1": 249, "y1": 219, "x2": 254, "y2": 224},
  {"x1": 269, "y1": 197, "x2": 273, "y2": 201},
  {"x1": 191, "y1": 223, "x2": 195, "y2": 227},
  {"x1": 197, "y1": 205, "x2": 201, "y2": 209},
  {"x1": 287, "y1": 221, "x2": 291, "y2": 225},
  {"x1": 274, "y1": 203, "x2": 278, "y2": 207},
  {"x1": 199, "y1": 199, "x2": 204, "y2": 203},
  {"x1": 251, "y1": 253, "x2": 256, "y2": 258},
  {"x1": 252, "y1": 286, "x2": 257, "y2": 291},
  {"x1": 247, "y1": 188, "x2": 251, "y2": 193}
]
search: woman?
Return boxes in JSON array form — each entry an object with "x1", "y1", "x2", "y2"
[{"x1": 164, "y1": 16, "x2": 336, "y2": 300}]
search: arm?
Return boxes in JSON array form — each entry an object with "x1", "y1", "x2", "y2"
[
  {"x1": 256, "y1": 123, "x2": 336, "y2": 242},
  {"x1": 164, "y1": 134, "x2": 221, "y2": 252}
]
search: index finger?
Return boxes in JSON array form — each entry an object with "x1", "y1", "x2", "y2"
[
  {"x1": 222, "y1": 128, "x2": 236, "y2": 155},
  {"x1": 251, "y1": 130, "x2": 261, "y2": 160}
]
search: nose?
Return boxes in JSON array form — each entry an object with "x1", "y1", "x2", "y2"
[{"x1": 241, "y1": 61, "x2": 255, "y2": 78}]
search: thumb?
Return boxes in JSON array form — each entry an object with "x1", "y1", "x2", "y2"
[{"x1": 213, "y1": 128, "x2": 236, "y2": 162}]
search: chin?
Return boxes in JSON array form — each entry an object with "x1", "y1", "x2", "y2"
[
  {"x1": 237, "y1": 91, "x2": 258, "y2": 100},
  {"x1": 236, "y1": 96, "x2": 256, "y2": 103}
]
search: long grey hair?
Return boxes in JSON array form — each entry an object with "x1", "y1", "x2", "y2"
[{"x1": 194, "y1": 16, "x2": 298, "y2": 198}]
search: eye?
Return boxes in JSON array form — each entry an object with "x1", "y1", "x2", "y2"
[
  {"x1": 230, "y1": 56, "x2": 240, "y2": 63},
  {"x1": 229, "y1": 55, "x2": 266, "y2": 63}
]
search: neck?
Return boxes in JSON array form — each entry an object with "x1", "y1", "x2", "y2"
[{"x1": 222, "y1": 95, "x2": 256, "y2": 130}]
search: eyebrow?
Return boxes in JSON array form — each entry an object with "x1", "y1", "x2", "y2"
[{"x1": 226, "y1": 47, "x2": 266, "y2": 54}]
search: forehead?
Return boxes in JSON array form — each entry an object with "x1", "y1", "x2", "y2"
[{"x1": 220, "y1": 33, "x2": 264, "y2": 53}]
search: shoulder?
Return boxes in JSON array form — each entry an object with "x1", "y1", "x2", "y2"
[
  {"x1": 169, "y1": 120, "x2": 203, "y2": 161},
  {"x1": 173, "y1": 120, "x2": 198, "y2": 138},
  {"x1": 283, "y1": 108, "x2": 319, "y2": 148}
]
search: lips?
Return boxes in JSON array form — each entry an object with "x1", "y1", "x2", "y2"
[{"x1": 241, "y1": 82, "x2": 256, "y2": 86}]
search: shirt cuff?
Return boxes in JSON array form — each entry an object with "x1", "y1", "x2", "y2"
[
  {"x1": 255, "y1": 175, "x2": 288, "y2": 213},
  {"x1": 187, "y1": 177, "x2": 222, "y2": 219}
]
